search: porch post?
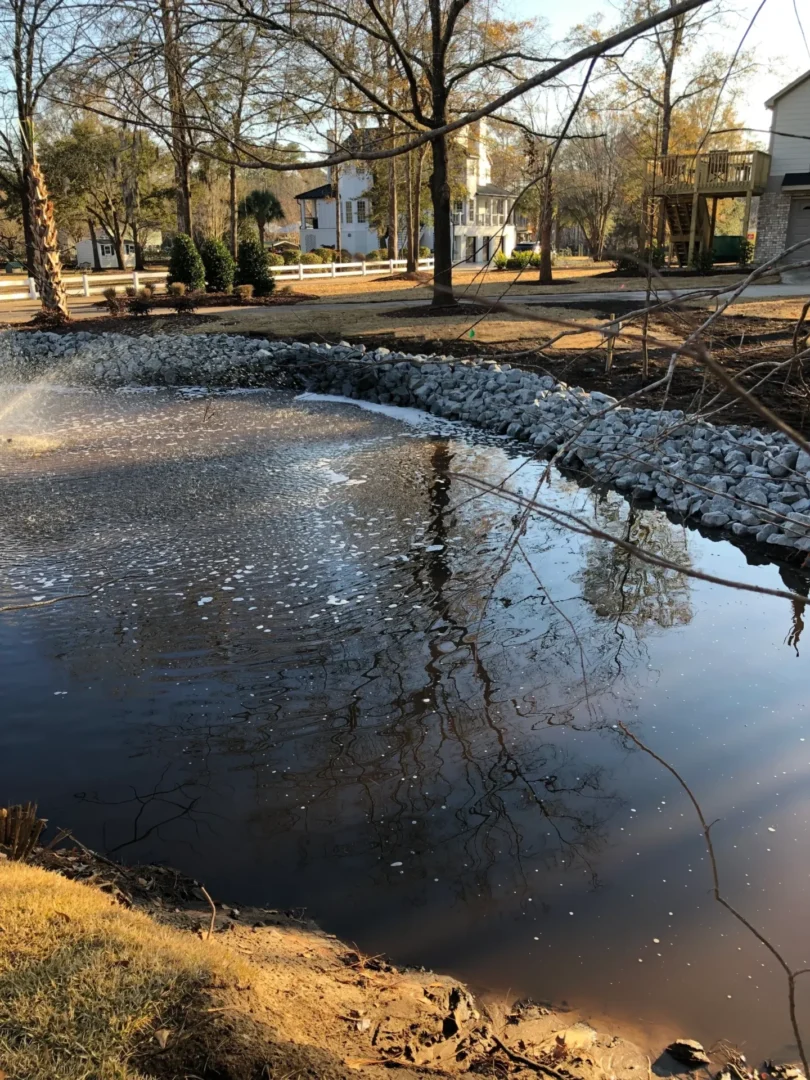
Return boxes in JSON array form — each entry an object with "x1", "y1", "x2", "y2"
[
  {"x1": 687, "y1": 160, "x2": 701, "y2": 267},
  {"x1": 741, "y1": 187, "x2": 753, "y2": 247}
]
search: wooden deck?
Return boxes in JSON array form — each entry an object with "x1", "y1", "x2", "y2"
[{"x1": 648, "y1": 150, "x2": 771, "y2": 198}]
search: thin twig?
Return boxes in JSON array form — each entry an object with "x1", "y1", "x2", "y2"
[
  {"x1": 200, "y1": 885, "x2": 217, "y2": 940},
  {"x1": 491, "y1": 1034, "x2": 566, "y2": 1079},
  {"x1": 617, "y1": 723, "x2": 809, "y2": 1078}
]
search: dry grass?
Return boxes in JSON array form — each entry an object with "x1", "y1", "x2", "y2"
[{"x1": 0, "y1": 862, "x2": 270, "y2": 1080}]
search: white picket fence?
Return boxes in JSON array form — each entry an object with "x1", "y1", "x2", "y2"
[{"x1": 0, "y1": 257, "x2": 435, "y2": 303}]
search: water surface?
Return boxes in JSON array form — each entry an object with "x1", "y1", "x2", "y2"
[{"x1": 1, "y1": 384, "x2": 809, "y2": 1058}]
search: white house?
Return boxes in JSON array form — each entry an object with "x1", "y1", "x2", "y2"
[
  {"x1": 755, "y1": 69, "x2": 810, "y2": 266},
  {"x1": 295, "y1": 121, "x2": 517, "y2": 262},
  {"x1": 295, "y1": 163, "x2": 380, "y2": 256},
  {"x1": 448, "y1": 121, "x2": 517, "y2": 264},
  {"x1": 75, "y1": 228, "x2": 163, "y2": 269}
]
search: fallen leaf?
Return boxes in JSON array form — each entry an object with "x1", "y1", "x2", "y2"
[{"x1": 154, "y1": 1028, "x2": 172, "y2": 1050}]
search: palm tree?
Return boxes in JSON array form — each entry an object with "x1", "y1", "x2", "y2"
[{"x1": 238, "y1": 189, "x2": 284, "y2": 247}]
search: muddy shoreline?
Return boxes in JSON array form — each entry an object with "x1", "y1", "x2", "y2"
[{"x1": 5, "y1": 835, "x2": 792, "y2": 1080}]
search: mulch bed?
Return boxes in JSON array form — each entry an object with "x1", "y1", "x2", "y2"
[
  {"x1": 381, "y1": 301, "x2": 499, "y2": 318},
  {"x1": 132, "y1": 291, "x2": 318, "y2": 311},
  {"x1": 11, "y1": 313, "x2": 223, "y2": 336}
]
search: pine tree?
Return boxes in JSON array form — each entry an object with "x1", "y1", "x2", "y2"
[
  {"x1": 199, "y1": 237, "x2": 236, "y2": 292},
  {"x1": 167, "y1": 233, "x2": 205, "y2": 290},
  {"x1": 236, "y1": 239, "x2": 275, "y2": 296}
]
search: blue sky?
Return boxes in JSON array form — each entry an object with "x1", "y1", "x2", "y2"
[{"x1": 506, "y1": 0, "x2": 810, "y2": 138}]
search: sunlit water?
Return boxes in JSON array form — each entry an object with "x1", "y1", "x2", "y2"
[{"x1": 1, "y1": 384, "x2": 810, "y2": 1059}]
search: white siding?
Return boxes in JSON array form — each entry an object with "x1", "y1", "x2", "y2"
[{"x1": 771, "y1": 78, "x2": 810, "y2": 175}]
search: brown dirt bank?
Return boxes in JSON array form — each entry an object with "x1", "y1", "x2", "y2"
[{"x1": 0, "y1": 839, "x2": 717, "y2": 1080}]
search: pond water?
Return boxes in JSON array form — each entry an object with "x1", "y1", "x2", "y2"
[{"x1": 1, "y1": 383, "x2": 810, "y2": 1060}]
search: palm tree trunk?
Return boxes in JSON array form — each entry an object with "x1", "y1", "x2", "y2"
[{"x1": 22, "y1": 132, "x2": 69, "y2": 319}]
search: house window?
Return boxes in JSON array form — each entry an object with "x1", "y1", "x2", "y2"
[
  {"x1": 356, "y1": 200, "x2": 367, "y2": 223},
  {"x1": 100, "y1": 244, "x2": 114, "y2": 256},
  {"x1": 125, "y1": 242, "x2": 135, "y2": 254},
  {"x1": 452, "y1": 199, "x2": 463, "y2": 225},
  {"x1": 492, "y1": 199, "x2": 505, "y2": 226},
  {"x1": 345, "y1": 201, "x2": 353, "y2": 224},
  {"x1": 467, "y1": 200, "x2": 475, "y2": 225}
]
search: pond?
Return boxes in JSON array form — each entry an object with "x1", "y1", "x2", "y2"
[{"x1": 1, "y1": 383, "x2": 809, "y2": 1060}]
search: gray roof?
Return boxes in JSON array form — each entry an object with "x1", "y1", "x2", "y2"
[
  {"x1": 765, "y1": 69, "x2": 810, "y2": 108},
  {"x1": 783, "y1": 172, "x2": 810, "y2": 188},
  {"x1": 295, "y1": 182, "x2": 335, "y2": 201},
  {"x1": 476, "y1": 183, "x2": 513, "y2": 197}
]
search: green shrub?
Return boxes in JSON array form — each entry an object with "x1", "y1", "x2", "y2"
[
  {"x1": 313, "y1": 247, "x2": 337, "y2": 262},
  {"x1": 738, "y1": 238, "x2": 754, "y2": 267},
  {"x1": 171, "y1": 291, "x2": 199, "y2": 314},
  {"x1": 299, "y1": 252, "x2": 322, "y2": 264},
  {"x1": 101, "y1": 285, "x2": 120, "y2": 315},
  {"x1": 365, "y1": 250, "x2": 380, "y2": 261},
  {"x1": 129, "y1": 288, "x2": 153, "y2": 316},
  {"x1": 233, "y1": 283, "x2": 254, "y2": 301},
  {"x1": 266, "y1": 251, "x2": 284, "y2": 266},
  {"x1": 167, "y1": 234, "x2": 205, "y2": 291},
  {"x1": 493, "y1": 250, "x2": 508, "y2": 270},
  {"x1": 692, "y1": 248, "x2": 714, "y2": 275},
  {"x1": 418, "y1": 246, "x2": 431, "y2": 259},
  {"x1": 236, "y1": 239, "x2": 275, "y2": 297},
  {"x1": 506, "y1": 250, "x2": 532, "y2": 270},
  {"x1": 282, "y1": 248, "x2": 302, "y2": 265},
  {"x1": 340, "y1": 249, "x2": 353, "y2": 262},
  {"x1": 199, "y1": 237, "x2": 235, "y2": 293},
  {"x1": 529, "y1": 252, "x2": 541, "y2": 267},
  {"x1": 614, "y1": 246, "x2": 666, "y2": 274}
]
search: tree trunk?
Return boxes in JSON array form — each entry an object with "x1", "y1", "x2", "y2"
[
  {"x1": 257, "y1": 219, "x2": 265, "y2": 248},
  {"x1": 109, "y1": 209, "x2": 126, "y2": 270},
  {"x1": 538, "y1": 166, "x2": 553, "y2": 285},
  {"x1": 20, "y1": 182, "x2": 37, "y2": 280},
  {"x1": 132, "y1": 222, "x2": 146, "y2": 271},
  {"x1": 334, "y1": 165, "x2": 341, "y2": 258},
  {"x1": 656, "y1": 49, "x2": 676, "y2": 248},
  {"x1": 405, "y1": 151, "x2": 416, "y2": 273},
  {"x1": 414, "y1": 147, "x2": 424, "y2": 260},
  {"x1": 22, "y1": 137, "x2": 69, "y2": 318},
  {"x1": 88, "y1": 216, "x2": 101, "y2": 270},
  {"x1": 387, "y1": 154, "x2": 398, "y2": 260},
  {"x1": 429, "y1": 132, "x2": 455, "y2": 307},
  {"x1": 160, "y1": 0, "x2": 193, "y2": 235},
  {"x1": 229, "y1": 165, "x2": 238, "y2": 257}
]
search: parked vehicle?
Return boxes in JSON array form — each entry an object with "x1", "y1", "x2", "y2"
[{"x1": 511, "y1": 241, "x2": 541, "y2": 255}]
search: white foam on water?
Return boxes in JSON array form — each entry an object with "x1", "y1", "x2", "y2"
[{"x1": 297, "y1": 392, "x2": 450, "y2": 431}]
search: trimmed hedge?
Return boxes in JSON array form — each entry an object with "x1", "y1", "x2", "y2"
[
  {"x1": 199, "y1": 238, "x2": 235, "y2": 293},
  {"x1": 167, "y1": 234, "x2": 206, "y2": 291},
  {"x1": 235, "y1": 239, "x2": 275, "y2": 297}
]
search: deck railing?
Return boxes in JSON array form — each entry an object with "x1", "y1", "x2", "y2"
[{"x1": 648, "y1": 149, "x2": 771, "y2": 194}]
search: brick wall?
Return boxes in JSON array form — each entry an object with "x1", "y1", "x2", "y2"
[{"x1": 755, "y1": 190, "x2": 791, "y2": 263}]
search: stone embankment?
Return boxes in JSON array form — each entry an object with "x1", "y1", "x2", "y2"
[{"x1": 3, "y1": 330, "x2": 810, "y2": 553}]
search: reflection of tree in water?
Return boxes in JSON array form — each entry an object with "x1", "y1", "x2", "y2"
[
  {"x1": 52, "y1": 433, "x2": 710, "y2": 907},
  {"x1": 111, "y1": 438, "x2": 630, "y2": 903},
  {"x1": 578, "y1": 496, "x2": 694, "y2": 630}
]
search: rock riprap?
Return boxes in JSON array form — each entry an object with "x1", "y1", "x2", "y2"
[{"x1": 3, "y1": 330, "x2": 810, "y2": 553}]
